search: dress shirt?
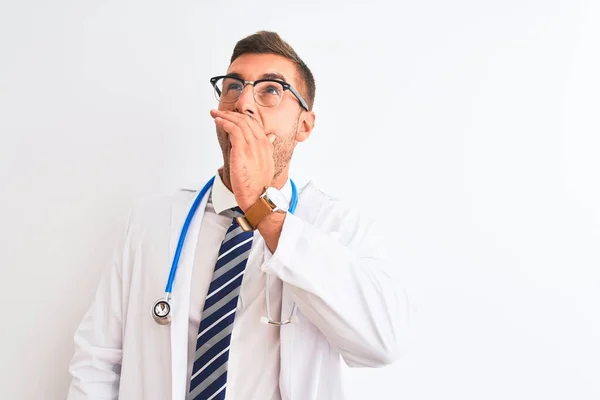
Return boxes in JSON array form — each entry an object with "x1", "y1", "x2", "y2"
[{"x1": 186, "y1": 171, "x2": 292, "y2": 400}]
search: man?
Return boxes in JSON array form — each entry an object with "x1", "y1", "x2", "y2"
[{"x1": 67, "y1": 31, "x2": 411, "y2": 400}]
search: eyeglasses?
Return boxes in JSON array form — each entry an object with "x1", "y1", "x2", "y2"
[{"x1": 210, "y1": 75, "x2": 309, "y2": 111}]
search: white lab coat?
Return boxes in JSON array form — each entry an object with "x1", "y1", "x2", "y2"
[{"x1": 67, "y1": 180, "x2": 412, "y2": 400}]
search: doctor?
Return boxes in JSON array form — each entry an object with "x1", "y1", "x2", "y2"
[{"x1": 67, "y1": 30, "x2": 411, "y2": 400}]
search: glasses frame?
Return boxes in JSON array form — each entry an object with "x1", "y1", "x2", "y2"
[{"x1": 210, "y1": 75, "x2": 309, "y2": 111}]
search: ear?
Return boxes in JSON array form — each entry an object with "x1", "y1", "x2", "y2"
[{"x1": 295, "y1": 111, "x2": 315, "y2": 143}]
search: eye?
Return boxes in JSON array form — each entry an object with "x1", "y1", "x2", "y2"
[
  {"x1": 260, "y1": 84, "x2": 282, "y2": 96},
  {"x1": 225, "y1": 82, "x2": 243, "y2": 92}
]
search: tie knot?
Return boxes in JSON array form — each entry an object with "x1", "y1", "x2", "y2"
[{"x1": 230, "y1": 206, "x2": 244, "y2": 219}]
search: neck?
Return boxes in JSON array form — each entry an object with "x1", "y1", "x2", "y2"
[{"x1": 271, "y1": 170, "x2": 290, "y2": 190}]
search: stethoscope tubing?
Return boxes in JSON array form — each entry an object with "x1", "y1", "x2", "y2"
[
  {"x1": 165, "y1": 176, "x2": 215, "y2": 294},
  {"x1": 165, "y1": 176, "x2": 298, "y2": 296}
]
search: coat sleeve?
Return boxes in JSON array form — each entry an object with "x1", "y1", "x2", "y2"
[
  {"x1": 66, "y1": 210, "x2": 134, "y2": 399},
  {"x1": 262, "y1": 203, "x2": 413, "y2": 368}
]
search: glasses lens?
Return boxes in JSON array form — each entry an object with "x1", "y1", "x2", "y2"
[
  {"x1": 254, "y1": 81, "x2": 284, "y2": 107},
  {"x1": 214, "y1": 77, "x2": 243, "y2": 103}
]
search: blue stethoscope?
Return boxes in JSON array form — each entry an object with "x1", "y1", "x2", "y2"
[{"x1": 152, "y1": 175, "x2": 299, "y2": 326}]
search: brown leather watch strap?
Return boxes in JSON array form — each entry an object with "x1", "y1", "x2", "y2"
[{"x1": 244, "y1": 196, "x2": 273, "y2": 230}]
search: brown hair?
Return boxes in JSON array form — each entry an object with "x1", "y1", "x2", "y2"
[{"x1": 230, "y1": 31, "x2": 316, "y2": 110}]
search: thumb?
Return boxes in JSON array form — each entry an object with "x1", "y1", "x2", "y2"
[{"x1": 267, "y1": 134, "x2": 277, "y2": 144}]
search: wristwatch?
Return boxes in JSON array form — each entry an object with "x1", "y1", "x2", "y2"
[{"x1": 237, "y1": 187, "x2": 289, "y2": 231}]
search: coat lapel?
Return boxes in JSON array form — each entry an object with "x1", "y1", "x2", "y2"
[{"x1": 169, "y1": 188, "x2": 211, "y2": 400}]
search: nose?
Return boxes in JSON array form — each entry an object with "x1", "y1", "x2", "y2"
[{"x1": 234, "y1": 83, "x2": 257, "y2": 116}]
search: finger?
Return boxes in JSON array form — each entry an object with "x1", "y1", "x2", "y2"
[
  {"x1": 222, "y1": 111, "x2": 263, "y2": 141},
  {"x1": 267, "y1": 134, "x2": 277, "y2": 144},
  {"x1": 212, "y1": 110, "x2": 265, "y2": 142},
  {"x1": 239, "y1": 113, "x2": 266, "y2": 142},
  {"x1": 215, "y1": 117, "x2": 247, "y2": 147},
  {"x1": 216, "y1": 112, "x2": 255, "y2": 144}
]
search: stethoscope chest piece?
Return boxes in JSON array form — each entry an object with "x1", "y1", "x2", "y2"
[{"x1": 152, "y1": 298, "x2": 172, "y2": 325}]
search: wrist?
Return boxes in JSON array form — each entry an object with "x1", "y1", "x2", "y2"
[
  {"x1": 257, "y1": 211, "x2": 286, "y2": 253},
  {"x1": 239, "y1": 191, "x2": 264, "y2": 213},
  {"x1": 239, "y1": 186, "x2": 289, "y2": 231},
  {"x1": 257, "y1": 210, "x2": 286, "y2": 230}
]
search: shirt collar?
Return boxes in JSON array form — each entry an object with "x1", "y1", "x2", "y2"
[{"x1": 211, "y1": 169, "x2": 293, "y2": 215}]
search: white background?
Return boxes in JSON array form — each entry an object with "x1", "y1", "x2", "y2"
[{"x1": 1, "y1": 0, "x2": 599, "y2": 399}]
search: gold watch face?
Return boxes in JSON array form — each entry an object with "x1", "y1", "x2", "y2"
[{"x1": 236, "y1": 216, "x2": 255, "y2": 232}]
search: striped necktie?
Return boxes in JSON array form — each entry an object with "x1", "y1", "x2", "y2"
[{"x1": 188, "y1": 205, "x2": 254, "y2": 400}]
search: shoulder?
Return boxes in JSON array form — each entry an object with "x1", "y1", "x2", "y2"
[
  {"x1": 132, "y1": 188, "x2": 196, "y2": 216},
  {"x1": 296, "y1": 180, "x2": 376, "y2": 238},
  {"x1": 125, "y1": 188, "x2": 199, "y2": 234}
]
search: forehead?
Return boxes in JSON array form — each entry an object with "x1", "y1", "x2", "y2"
[{"x1": 227, "y1": 53, "x2": 299, "y2": 86}]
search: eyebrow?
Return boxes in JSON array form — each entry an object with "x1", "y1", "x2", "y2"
[
  {"x1": 259, "y1": 72, "x2": 287, "y2": 82},
  {"x1": 226, "y1": 71, "x2": 288, "y2": 83},
  {"x1": 226, "y1": 72, "x2": 244, "y2": 80}
]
